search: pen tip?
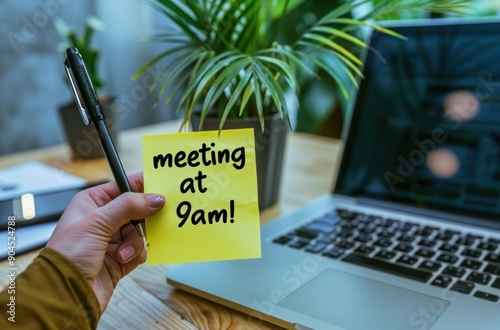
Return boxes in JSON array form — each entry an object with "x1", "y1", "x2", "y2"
[{"x1": 134, "y1": 221, "x2": 148, "y2": 248}]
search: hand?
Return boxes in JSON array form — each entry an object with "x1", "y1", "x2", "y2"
[{"x1": 46, "y1": 173, "x2": 165, "y2": 312}]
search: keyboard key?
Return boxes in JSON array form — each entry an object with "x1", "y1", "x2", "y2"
[
  {"x1": 435, "y1": 232, "x2": 454, "y2": 241},
  {"x1": 439, "y1": 243, "x2": 459, "y2": 253},
  {"x1": 305, "y1": 243, "x2": 328, "y2": 254},
  {"x1": 487, "y1": 237, "x2": 500, "y2": 245},
  {"x1": 467, "y1": 233, "x2": 484, "y2": 241},
  {"x1": 415, "y1": 248, "x2": 436, "y2": 258},
  {"x1": 337, "y1": 230, "x2": 354, "y2": 239},
  {"x1": 461, "y1": 249, "x2": 482, "y2": 259},
  {"x1": 323, "y1": 247, "x2": 345, "y2": 259},
  {"x1": 455, "y1": 237, "x2": 476, "y2": 246},
  {"x1": 460, "y1": 259, "x2": 483, "y2": 270},
  {"x1": 316, "y1": 236, "x2": 336, "y2": 245},
  {"x1": 484, "y1": 264, "x2": 500, "y2": 276},
  {"x1": 289, "y1": 239, "x2": 309, "y2": 249},
  {"x1": 418, "y1": 238, "x2": 437, "y2": 248},
  {"x1": 354, "y1": 234, "x2": 373, "y2": 243},
  {"x1": 294, "y1": 228, "x2": 319, "y2": 240},
  {"x1": 442, "y1": 266, "x2": 466, "y2": 278},
  {"x1": 485, "y1": 253, "x2": 500, "y2": 264},
  {"x1": 340, "y1": 223, "x2": 358, "y2": 231},
  {"x1": 355, "y1": 245, "x2": 375, "y2": 255},
  {"x1": 415, "y1": 226, "x2": 438, "y2": 237},
  {"x1": 375, "y1": 250, "x2": 397, "y2": 260},
  {"x1": 467, "y1": 271, "x2": 491, "y2": 285},
  {"x1": 273, "y1": 235, "x2": 293, "y2": 245},
  {"x1": 381, "y1": 218, "x2": 399, "y2": 228},
  {"x1": 359, "y1": 225, "x2": 377, "y2": 234},
  {"x1": 444, "y1": 229, "x2": 461, "y2": 236},
  {"x1": 398, "y1": 233, "x2": 416, "y2": 243},
  {"x1": 450, "y1": 280, "x2": 475, "y2": 294},
  {"x1": 343, "y1": 253, "x2": 432, "y2": 282},
  {"x1": 477, "y1": 242, "x2": 497, "y2": 251},
  {"x1": 474, "y1": 291, "x2": 499, "y2": 302},
  {"x1": 491, "y1": 278, "x2": 500, "y2": 289},
  {"x1": 336, "y1": 240, "x2": 355, "y2": 250},
  {"x1": 419, "y1": 260, "x2": 441, "y2": 272},
  {"x1": 394, "y1": 243, "x2": 413, "y2": 253},
  {"x1": 368, "y1": 215, "x2": 384, "y2": 224},
  {"x1": 397, "y1": 255, "x2": 418, "y2": 266},
  {"x1": 431, "y1": 275, "x2": 453, "y2": 288},
  {"x1": 354, "y1": 214, "x2": 370, "y2": 224},
  {"x1": 378, "y1": 229, "x2": 395, "y2": 238},
  {"x1": 338, "y1": 210, "x2": 358, "y2": 221},
  {"x1": 373, "y1": 238, "x2": 393, "y2": 248},
  {"x1": 436, "y1": 253, "x2": 459, "y2": 264},
  {"x1": 398, "y1": 222, "x2": 418, "y2": 232}
]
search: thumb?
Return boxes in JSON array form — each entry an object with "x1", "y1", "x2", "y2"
[{"x1": 96, "y1": 192, "x2": 165, "y2": 235}]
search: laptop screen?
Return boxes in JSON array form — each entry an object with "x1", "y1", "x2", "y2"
[{"x1": 334, "y1": 19, "x2": 500, "y2": 223}]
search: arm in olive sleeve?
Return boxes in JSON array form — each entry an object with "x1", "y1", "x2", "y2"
[{"x1": 0, "y1": 248, "x2": 100, "y2": 329}]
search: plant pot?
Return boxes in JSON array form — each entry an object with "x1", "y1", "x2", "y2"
[
  {"x1": 58, "y1": 97, "x2": 120, "y2": 159},
  {"x1": 191, "y1": 113, "x2": 289, "y2": 209}
]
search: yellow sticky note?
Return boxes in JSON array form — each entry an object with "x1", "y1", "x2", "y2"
[{"x1": 143, "y1": 128, "x2": 261, "y2": 264}]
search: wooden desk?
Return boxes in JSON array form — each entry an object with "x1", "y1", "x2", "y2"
[{"x1": 0, "y1": 120, "x2": 342, "y2": 329}]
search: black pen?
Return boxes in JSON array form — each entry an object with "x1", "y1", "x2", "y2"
[{"x1": 63, "y1": 47, "x2": 147, "y2": 246}]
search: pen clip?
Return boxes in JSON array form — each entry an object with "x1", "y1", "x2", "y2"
[{"x1": 63, "y1": 60, "x2": 91, "y2": 125}]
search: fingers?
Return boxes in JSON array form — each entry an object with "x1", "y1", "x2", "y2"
[
  {"x1": 102, "y1": 172, "x2": 145, "y2": 194},
  {"x1": 91, "y1": 192, "x2": 165, "y2": 237},
  {"x1": 116, "y1": 231, "x2": 147, "y2": 264},
  {"x1": 89, "y1": 173, "x2": 146, "y2": 206}
]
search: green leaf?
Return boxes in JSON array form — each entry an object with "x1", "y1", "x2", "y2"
[
  {"x1": 254, "y1": 63, "x2": 288, "y2": 117},
  {"x1": 300, "y1": 34, "x2": 362, "y2": 65},
  {"x1": 220, "y1": 67, "x2": 254, "y2": 126},
  {"x1": 311, "y1": 57, "x2": 351, "y2": 99},
  {"x1": 240, "y1": 78, "x2": 255, "y2": 116},
  {"x1": 257, "y1": 46, "x2": 318, "y2": 79},
  {"x1": 156, "y1": 49, "x2": 204, "y2": 100},
  {"x1": 148, "y1": 0, "x2": 205, "y2": 46},
  {"x1": 252, "y1": 73, "x2": 265, "y2": 131},
  {"x1": 187, "y1": 52, "x2": 245, "y2": 99},
  {"x1": 311, "y1": 26, "x2": 369, "y2": 49},
  {"x1": 324, "y1": 18, "x2": 407, "y2": 40},
  {"x1": 254, "y1": 55, "x2": 297, "y2": 91},
  {"x1": 200, "y1": 58, "x2": 251, "y2": 121}
]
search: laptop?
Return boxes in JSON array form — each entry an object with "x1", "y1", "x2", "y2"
[{"x1": 167, "y1": 19, "x2": 500, "y2": 330}]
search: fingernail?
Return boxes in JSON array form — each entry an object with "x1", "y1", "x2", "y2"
[
  {"x1": 147, "y1": 194, "x2": 165, "y2": 208},
  {"x1": 119, "y1": 245, "x2": 135, "y2": 262}
]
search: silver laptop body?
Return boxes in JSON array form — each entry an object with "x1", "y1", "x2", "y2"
[{"x1": 167, "y1": 19, "x2": 500, "y2": 330}]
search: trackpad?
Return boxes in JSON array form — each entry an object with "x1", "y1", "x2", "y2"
[{"x1": 278, "y1": 269, "x2": 448, "y2": 330}]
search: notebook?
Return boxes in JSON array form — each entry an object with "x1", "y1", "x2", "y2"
[{"x1": 167, "y1": 18, "x2": 500, "y2": 330}]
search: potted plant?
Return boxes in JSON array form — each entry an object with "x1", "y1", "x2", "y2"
[
  {"x1": 55, "y1": 16, "x2": 119, "y2": 159},
  {"x1": 133, "y1": 0, "x2": 468, "y2": 208}
]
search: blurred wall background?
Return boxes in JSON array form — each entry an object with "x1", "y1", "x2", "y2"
[{"x1": 0, "y1": 0, "x2": 177, "y2": 156}]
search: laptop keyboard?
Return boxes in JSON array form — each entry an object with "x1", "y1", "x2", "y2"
[{"x1": 272, "y1": 208, "x2": 500, "y2": 303}]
